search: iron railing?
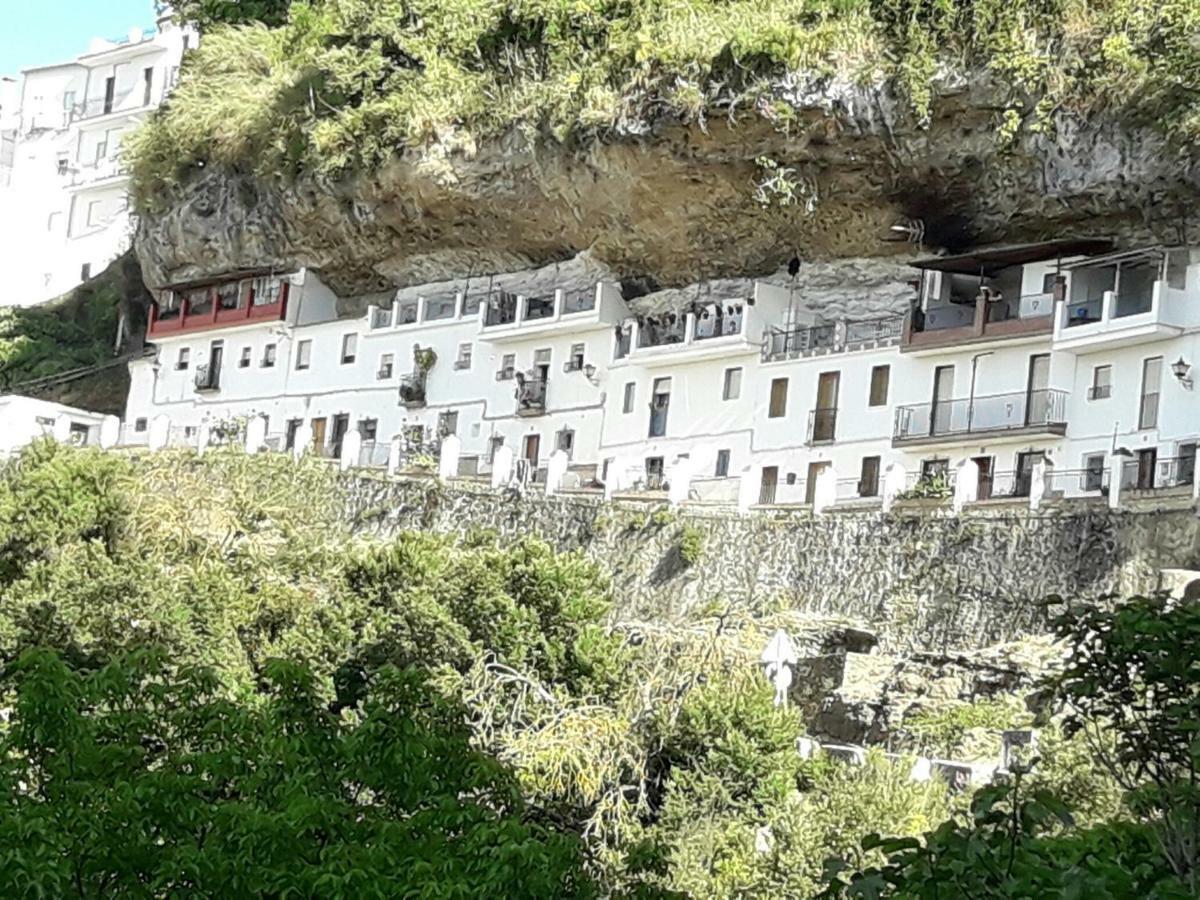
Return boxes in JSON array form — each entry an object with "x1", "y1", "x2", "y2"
[
  {"x1": 516, "y1": 376, "x2": 547, "y2": 415},
  {"x1": 806, "y1": 408, "x2": 838, "y2": 444},
  {"x1": 370, "y1": 307, "x2": 392, "y2": 329},
  {"x1": 846, "y1": 316, "x2": 904, "y2": 346},
  {"x1": 484, "y1": 291, "x2": 519, "y2": 327},
  {"x1": 524, "y1": 295, "x2": 556, "y2": 321},
  {"x1": 193, "y1": 364, "x2": 220, "y2": 392},
  {"x1": 693, "y1": 304, "x2": 744, "y2": 340},
  {"x1": 398, "y1": 373, "x2": 427, "y2": 407},
  {"x1": 766, "y1": 324, "x2": 835, "y2": 359},
  {"x1": 893, "y1": 389, "x2": 1069, "y2": 442}
]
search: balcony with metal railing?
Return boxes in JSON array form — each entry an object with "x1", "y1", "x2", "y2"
[
  {"x1": 515, "y1": 375, "x2": 548, "y2": 416},
  {"x1": 806, "y1": 408, "x2": 838, "y2": 445},
  {"x1": 1120, "y1": 456, "x2": 1197, "y2": 492},
  {"x1": 398, "y1": 373, "x2": 427, "y2": 408},
  {"x1": 149, "y1": 274, "x2": 290, "y2": 337},
  {"x1": 623, "y1": 302, "x2": 758, "y2": 367},
  {"x1": 764, "y1": 316, "x2": 903, "y2": 362},
  {"x1": 193, "y1": 364, "x2": 220, "y2": 393},
  {"x1": 479, "y1": 284, "x2": 626, "y2": 341},
  {"x1": 893, "y1": 389, "x2": 1069, "y2": 447}
]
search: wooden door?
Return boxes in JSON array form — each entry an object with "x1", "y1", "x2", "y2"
[
  {"x1": 1025, "y1": 353, "x2": 1050, "y2": 425},
  {"x1": 310, "y1": 417, "x2": 327, "y2": 450},
  {"x1": 522, "y1": 433, "x2": 540, "y2": 467},
  {"x1": 813, "y1": 371, "x2": 840, "y2": 441},
  {"x1": 758, "y1": 466, "x2": 778, "y2": 505},
  {"x1": 805, "y1": 461, "x2": 828, "y2": 505},
  {"x1": 931, "y1": 365, "x2": 954, "y2": 434},
  {"x1": 1136, "y1": 447, "x2": 1158, "y2": 490},
  {"x1": 974, "y1": 456, "x2": 994, "y2": 501}
]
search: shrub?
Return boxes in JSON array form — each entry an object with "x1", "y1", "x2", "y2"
[{"x1": 677, "y1": 524, "x2": 704, "y2": 567}]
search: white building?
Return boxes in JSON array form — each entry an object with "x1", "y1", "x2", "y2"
[
  {"x1": 0, "y1": 395, "x2": 110, "y2": 456},
  {"x1": 122, "y1": 239, "x2": 1200, "y2": 509},
  {"x1": 0, "y1": 8, "x2": 194, "y2": 306}
]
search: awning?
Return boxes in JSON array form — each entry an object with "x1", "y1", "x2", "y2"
[
  {"x1": 1059, "y1": 246, "x2": 1177, "y2": 271},
  {"x1": 910, "y1": 239, "x2": 1115, "y2": 277}
]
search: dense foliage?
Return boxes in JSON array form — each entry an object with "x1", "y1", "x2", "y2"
[
  {"x1": 130, "y1": 0, "x2": 1200, "y2": 207},
  {"x1": 1, "y1": 442, "x2": 1196, "y2": 896}
]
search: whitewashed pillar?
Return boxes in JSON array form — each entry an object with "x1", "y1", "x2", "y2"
[
  {"x1": 339, "y1": 429, "x2": 362, "y2": 472},
  {"x1": 98, "y1": 415, "x2": 120, "y2": 450},
  {"x1": 51, "y1": 414, "x2": 72, "y2": 444},
  {"x1": 1108, "y1": 452, "x2": 1124, "y2": 509},
  {"x1": 812, "y1": 464, "x2": 837, "y2": 515},
  {"x1": 1193, "y1": 456, "x2": 1199, "y2": 502},
  {"x1": 244, "y1": 415, "x2": 266, "y2": 455},
  {"x1": 292, "y1": 421, "x2": 313, "y2": 462},
  {"x1": 196, "y1": 421, "x2": 212, "y2": 456},
  {"x1": 736, "y1": 465, "x2": 759, "y2": 513},
  {"x1": 438, "y1": 434, "x2": 461, "y2": 481},
  {"x1": 1029, "y1": 459, "x2": 1049, "y2": 511},
  {"x1": 491, "y1": 445, "x2": 515, "y2": 489},
  {"x1": 668, "y1": 454, "x2": 696, "y2": 507},
  {"x1": 881, "y1": 462, "x2": 906, "y2": 512},
  {"x1": 953, "y1": 458, "x2": 978, "y2": 512},
  {"x1": 544, "y1": 449, "x2": 569, "y2": 496},
  {"x1": 148, "y1": 414, "x2": 171, "y2": 451},
  {"x1": 387, "y1": 435, "x2": 404, "y2": 476}
]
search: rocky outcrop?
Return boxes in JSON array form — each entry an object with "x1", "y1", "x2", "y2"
[{"x1": 134, "y1": 73, "x2": 1200, "y2": 297}]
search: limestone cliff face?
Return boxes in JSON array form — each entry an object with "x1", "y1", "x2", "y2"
[{"x1": 134, "y1": 73, "x2": 1200, "y2": 303}]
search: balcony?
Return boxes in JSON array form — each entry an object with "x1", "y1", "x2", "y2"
[
  {"x1": 764, "y1": 316, "x2": 903, "y2": 362},
  {"x1": 67, "y1": 90, "x2": 150, "y2": 124},
  {"x1": 479, "y1": 284, "x2": 625, "y2": 342},
  {"x1": 193, "y1": 364, "x2": 220, "y2": 393},
  {"x1": 902, "y1": 292, "x2": 1056, "y2": 355},
  {"x1": 1054, "y1": 248, "x2": 1193, "y2": 351},
  {"x1": 398, "y1": 373, "x2": 427, "y2": 408},
  {"x1": 1120, "y1": 455, "x2": 1196, "y2": 492},
  {"x1": 806, "y1": 408, "x2": 838, "y2": 445},
  {"x1": 624, "y1": 298, "x2": 768, "y2": 368},
  {"x1": 893, "y1": 389, "x2": 1069, "y2": 447},
  {"x1": 148, "y1": 275, "x2": 290, "y2": 337},
  {"x1": 515, "y1": 375, "x2": 547, "y2": 416}
]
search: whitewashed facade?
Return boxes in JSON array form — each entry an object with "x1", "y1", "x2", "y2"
[
  {"x1": 0, "y1": 9, "x2": 194, "y2": 306},
  {"x1": 0, "y1": 395, "x2": 111, "y2": 457},
  {"x1": 123, "y1": 241, "x2": 1200, "y2": 508}
]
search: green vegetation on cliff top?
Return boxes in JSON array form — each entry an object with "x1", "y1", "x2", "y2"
[{"x1": 129, "y1": 0, "x2": 1200, "y2": 209}]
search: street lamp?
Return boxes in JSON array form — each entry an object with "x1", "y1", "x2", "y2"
[
  {"x1": 1171, "y1": 357, "x2": 1192, "y2": 389},
  {"x1": 966, "y1": 351, "x2": 994, "y2": 434}
]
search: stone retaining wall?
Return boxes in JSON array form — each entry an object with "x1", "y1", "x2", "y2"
[{"x1": 342, "y1": 474, "x2": 1200, "y2": 653}]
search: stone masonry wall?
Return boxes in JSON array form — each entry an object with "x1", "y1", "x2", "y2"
[{"x1": 342, "y1": 474, "x2": 1200, "y2": 653}]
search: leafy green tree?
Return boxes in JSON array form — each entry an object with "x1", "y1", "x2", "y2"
[
  {"x1": 0, "y1": 648, "x2": 594, "y2": 897},
  {"x1": 168, "y1": 0, "x2": 293, "y2": 28}
]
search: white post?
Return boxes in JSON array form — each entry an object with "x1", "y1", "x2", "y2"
[
  {"x1": 244, "y1": 415, "x2": 266, "y2": 455},
  {"x1": 51, "y1": 415, "x2": 72, "y2": 444},
  {"x1": 544, "y1": 449, "x2": 569, "y2": 496},
  {"x1": 148, "y1": 415, "x2": 171, "y2": 451},
  {"x1": 668, "y1": 454, "x2": 696, "y2": 507},
  {"x1": 196, "y1": 421, "x2": 211, "y2": 456},
  {"x1": 1029, "y1": 458, "x2": 1049, "y2": 511},
  {"x1": 953, "y1": 458, "x2": 978, "y2": 512},
  {"x1": 736, "y1": 465, "x2": 759, "y2": 513},
  {"x1": 812, "y1": 464, "x2": 837, "y2": 515},
  {"x1": 881, "y1": 462, "x2": 906, "y2": 512},
  {"x1": 491, "y1": 445, "x2": 515, "y2": 489},
  {"x1": 387, "y1": 435, "x2": 404, "y2": 476},
  {"x1": 438, "y1": 434, "x2": 461, "y2": 482},
  {"x1": 98, "y1": 415, "x2": 120, "y2": 450},
  {"x1": 292, "y1": 421, "x2": 313, "y2": 462},
  {"x1": 339, "y1": 429, "x2": 362, "y2": 472},
  {"x1": 1193, "y1": 455, "x2": 1199, "y2": 501},
  {"x1": 1108, "y1": 452, "x2": 1124, "y2": 509}
]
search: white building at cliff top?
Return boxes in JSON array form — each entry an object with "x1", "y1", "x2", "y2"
[{"x1": 0, "y1": 6, "x2": 195, "y2": 307}]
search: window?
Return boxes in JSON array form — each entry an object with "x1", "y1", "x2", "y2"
[
  {"x1": 488, "y1": 436, "x2": 505, "y2": 463},
  {"x1": 859, "y1": 456, "x2": 881, "y2": 497},
  {"x1": 95, "y1": 138, "x2": 108, "y2": 162},
  {"x1": 868, "y1": 365, "x2": 890, "y2": 407},
  {"x1": 295, "y1": 340, "x2": 312, "y2": 370},
  {"x1": 34, "y1": 416, "x2": 54, "y2": 432},
  {"x1": 358, "y1": 418, "x2": 378, "y2": 441},
  {"x1": 921, "y1": 458, "x2": 949, "y2": 481},
  {"x1": 261, "y1": 343, "x2": 277, "y2": 367},
  {"x1": 1041, "y1": 272, "x2": 1058, "y2": 295},
  {"x1": 378, "y1": 353, "x2": 394, "y2": 379},
  {"x1": 143, "y1": 67, "x2": 154, "y2": 106},
  {"x1": 462, "y1": 293, "x2": 483, "y2": 316},
  {"x1": 644, "y1": 457, "x2": 665, "y2": 490},
  {"x1": 184, "y1": 426, "x2": 197, "y2": 440},
  {"x1": 284, "y1": 418, "x2": 302, "y2": 451},
  {"x1": 175, "y1": 348, "x2": 190, "y2": 370},
  {"x1": 79, "y1": 262, "x2": 91, "y2": 281},
  {"x1": 715, "y1": 449, "x2": 731, "y2": 478},
  {"x1": 134, "y1": 417, "x2": 148, "y2": 433},
  {"x1": 86, "y1": 200, "x2": 102, "y2": 227},
  {"x1": 567, "y1": 343, "x2": 585, "y2": 371},
  {"x1": 455, "y1": 343, "x2": 473, "y2": 370},
  {"x1": 1083, "y1": 453, "x2": 1106, "y2": 492},
  {"x1": 1178, "y1": 442, "x2": 1197, "y2": 487},
  {"x1": 722, "y1": 367, "x2": 742, "y2": 401},
  {"x1": 103, "y1": 76, "x2": 115, "y2": 114},
  {"x1": 648, "y1": 377, "x2": 671, "y2": 438},
  {"x1": 340, "y1": 333, "x2": 357, "y2": 364},
  {"x1": 498, "y1": 353, "x2": 516, "y2": 379},
  {"x1": 622, "y1": 382, "x2": 636, "y2": 414},
  {"x1": 556, "y1": 428, "x2": 575, "y2": 457},
  {"x1": 1090, "y1": 365, "x2": 1112, "y2": 400},
  {"x1": 768, "y1": 378, "x2": 788, "y2": 418},
  {"x1": 1139, "y1": 357, "x2": 1161, "y2": 429},
  {"x1": 239, "y1": 347, "x2": 251, "y2": 368},
  {"x1": 438, "y1": 411, "x2": 458, "y2": 437}
]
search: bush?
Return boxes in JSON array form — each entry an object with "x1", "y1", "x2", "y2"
[{"x1": 677, "y1": 524, "x2": 704, "y2": 566}]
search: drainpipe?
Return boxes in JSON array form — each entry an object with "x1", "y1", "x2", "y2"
[{"x1": 966, "y1": 351, "x2": 993, "y2": 435}]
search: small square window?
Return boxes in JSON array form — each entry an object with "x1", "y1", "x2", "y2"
[
  {"x1": 455, "y1": 343, "x2": 473, "y2": 370},
  {"x1": 239, "y1": 347, "x2": 251, "y2": 368},
  {"x1": 715, "y1": 449, "x2": 731, "y2": 477},
  {"x1": 567, "y1": 343, "x2": 585, "y2": 371},
  {"x1": 262, "y1": 343, "x2": 277, "y2": 367},
  {"x1": 498, "y1": 353, "x2": 516, "y2": 379},
  {"x1": 722, "y1": 367, "x2": 742, "y2": 401},
  {"x1": 358, "y1": 418, "x2": 378, "y2": 441},
  {"x1": 80, "y1": 262, "x2": 92, "y2": 281},
  {"x1": 340, "y1": 333, "x2": 357, "y2": 364},
  {"x1": 869, "y1": 365, "x2": 890, "y2": 407},
  {"x1": 134, "y1": 417, "x2": 148, "y2": 432},
  {"x1": 1090, "y1": 365, "x2": 1112, "y2": 400},
  {"x1": 296, "y1": 340, "x2": 312, "y2": 370},
  {"x1": 556, "y1": 428, "x2": 575, "y2": 456},
  {"x1": 378, "y1": 353, "x2": 394, "y2": 380},
  {"x1": 622, "y1": 382, "x2": 636, "y2": 414},
  {"x1": 175, "y1": 348, "x2": 190, "y2": 370}
]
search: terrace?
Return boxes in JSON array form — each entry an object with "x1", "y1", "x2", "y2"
[
  {"x1": 148, "y1": 272, "x2": 290, "y2": 337},
  {"x1": 764, "y1": 315, "x2": 903, "y2": 362},
  {"x1": 478, "y1": 283, "x2": 627, "y2": 342},
  {"x1": 893, "y1": 389, "x2": 1069, "y2": 447}
]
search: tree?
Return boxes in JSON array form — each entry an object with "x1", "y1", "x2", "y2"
[
  {"x1": 167, "y1": 0, "x2": 293, "y2": 28},
  {"x1": 0, "y1": 649, "x2": 593, "y2": 897}
]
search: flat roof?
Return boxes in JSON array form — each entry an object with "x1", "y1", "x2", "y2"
[
  {"x1": 911, "y1": 239, "x2": 1115, "y2": 276},
  {"x1": 1060, "y1": 245, "x2": 1178, "y2": 270}
]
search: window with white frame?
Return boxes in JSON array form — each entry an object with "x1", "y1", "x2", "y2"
[
  {"x1": 566, "y1": 343, "x2": 585, "y2": 371},
  {"x1": 622, "y1": 382, "x2": 636, "y2": 414},
  {"x1": 295, "y1": 340, "x2": 312, "y2": 370},
  {"x1": 498, "y1": 353, "x2": 516, "y2": 380},
  {"x1": 1090, "y1": 365, "x2": 1112, "y2": 400},
  {"x1": 239, "y1": 347, "x2": 251, "y2": 368},
  {"x1": 175, "y1": 348, "x2": 190, "y2": 370},
  {"x1": 722, "y1": 367, "x2": 742, "y2": 401},
  {"x1": 378, "y1": 353, "x2": 394, "y2": 379},
  {"x1": 261, "y1": 343, "x2": 277, "y2": 367},
  {"x1": 340, "y1": 333, "x2": 357, "y2": 364},
  {"x1": 455, "y1": 343, "x2": 473, "y2": 370}
]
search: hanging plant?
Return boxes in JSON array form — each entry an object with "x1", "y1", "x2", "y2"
[{"x1": 413, "y1": 346, "x2": 437, "y2": 373}]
